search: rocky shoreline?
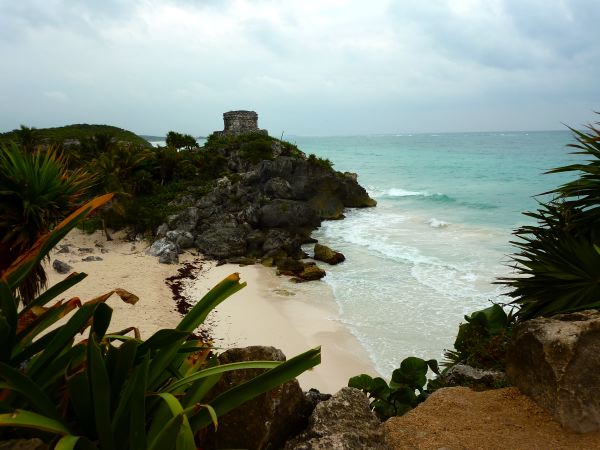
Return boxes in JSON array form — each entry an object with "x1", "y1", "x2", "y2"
[{"x1": 146, "y1": 131, "x2": 376, "y2": 281}]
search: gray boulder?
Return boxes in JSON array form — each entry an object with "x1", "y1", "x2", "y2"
[
  {"x1": 284, "y1": 387, "x2": 388, "y2": 450},
  {"x1": 52, "y1": 259, "x2": 72, "y2": 274},
  {"x1": 442, "y1": 363, "x2": 507, "y2": 388},
  {"x1": 145, "y1": 238, "x2": 178, "y2": 257},
  {"x1": 165, "y1": 230, "x2": 195, "y2": 249},
  {"x1": 506, "y1": 309, "x2": 600, "y2": 433},
  {"x1": 202, "y1": 346, "x2": 312, "y2": 450}
]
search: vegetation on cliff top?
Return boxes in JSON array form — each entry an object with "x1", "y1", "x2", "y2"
[{"x1": 0, "y1": 124, "x2": 151, "y2": 148}]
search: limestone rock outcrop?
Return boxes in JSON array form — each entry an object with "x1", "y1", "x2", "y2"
[
  {"x1": 149, "y1": 131, "x2": 375, "y2": 269},
  {"x1": 284, "y1": 387, "x2": 388, "y2": 450},
  {"x1": 506, "y1": 309, "x2": 600, "y2": 433}
]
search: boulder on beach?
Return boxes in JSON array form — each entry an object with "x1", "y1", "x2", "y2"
[
  {"x1": 52, "y1": 259, "x2": 72, "y2": 274},
  {"x1": 314, "y1": 243, "x2": 346, "y2": 265}
]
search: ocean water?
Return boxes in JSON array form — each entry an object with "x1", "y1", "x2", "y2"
[{"x1": 288, "y1": 131, "x2": 578, "y2": 377}]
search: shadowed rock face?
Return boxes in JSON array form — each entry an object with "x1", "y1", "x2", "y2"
[{"x1": 506, "y1": 309, "x2": 600, "y2": 433}]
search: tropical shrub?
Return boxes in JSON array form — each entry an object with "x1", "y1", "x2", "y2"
[
  {"x1": 0, "y1": 143, "x2": 94, "y2": 302},
  {"x1": 0, "y1": 195, "x2": 321, "y2": 449},
  {"x1": 443, "y1": 304, "x2": 511, "y2": 371},
  {"x1": 500, "y1": 119, "x2": 600, "y2": 320},
  {"x1": 348, "y1": 357, "x2": 439, "y2": 420},
  {"x1": 240, "y1": 140, "x2": 274, "y2": 163},
  {"x1": 166, "y1": 131, "x2": 197, "y2": 150},
  {"x1": 307, "y1": 153, "x2": 333, "y2": 170}
]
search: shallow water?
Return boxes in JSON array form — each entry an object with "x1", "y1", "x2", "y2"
[{"x1": 292, "y1": 131, "x2": 578, "y2": 376}]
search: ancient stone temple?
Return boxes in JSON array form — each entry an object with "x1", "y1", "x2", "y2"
[{"x1": 214, "y1": 110, "x2": 268, "y2": 136}]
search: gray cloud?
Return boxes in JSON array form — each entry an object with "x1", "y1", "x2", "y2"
[{"x1": 0, "y1": 0, "x2": 598, "y2": 135}]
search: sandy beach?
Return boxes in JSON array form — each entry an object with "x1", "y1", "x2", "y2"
[{"x1": 44, "y1": 229, "x2": 378, "y2": 393}]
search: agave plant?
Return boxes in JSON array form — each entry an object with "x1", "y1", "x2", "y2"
[
  {"x1": 0, "y1": 194, "x2": 321, "y2": 449},
  {"x1": 0, "y1": 143, "x2": 94, "y2": 302},
  {"x1": 499, "y1": 119, "x2": 600, "y2": 321}
]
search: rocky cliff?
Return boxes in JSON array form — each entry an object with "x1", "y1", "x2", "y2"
[{"x1": 147, "y1": 134, "x2": 376, "y2": 269}]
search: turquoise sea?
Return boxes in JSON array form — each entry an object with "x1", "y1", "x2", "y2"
[{"x1": 290, "y1": 131, "x2": 578, "y2": 376}]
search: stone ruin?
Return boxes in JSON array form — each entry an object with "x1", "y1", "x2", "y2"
[{"x1": 214, "y1": 110, "x2": 268, "y2": 137}]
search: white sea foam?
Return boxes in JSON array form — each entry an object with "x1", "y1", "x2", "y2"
[{"x1": 427, "y1": 218, "x2": 449, "y2": 228}]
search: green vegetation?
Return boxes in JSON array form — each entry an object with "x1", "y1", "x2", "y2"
[
  {"x1": 0, "y1": 124, "x2": 150, "y2": 148},
  {"x1": 349, "y1": 357, "x2": 439, "y2": 420},
  {"x1": 166, "y1": 131, "x2": 197, "y2": 150},
  {"x1": 307, "y1": 153, "x2": 333, "y2": 170},
  {"x1": 500, "y1": 119, "x2": 600, "y2": 320},
  {"x1": 443, "y1": 304, "x2": 511, "y2": 371},
  {"x1": 0, "y1": 143, "x2": 94, "y2": 302},
  {"x1": 0, "y1": 126, "x2": 311, "y2": 236},
  {"x1": 240, "y1": 139, "x2": 274, "y2": 163},
  {"x1": 0, "y1": 195, "x2": 321, "y2": 449}
]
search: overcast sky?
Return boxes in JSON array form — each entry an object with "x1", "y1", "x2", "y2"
[{"x1": 1, "y1": 0, "x2": 599, "y2": 136}]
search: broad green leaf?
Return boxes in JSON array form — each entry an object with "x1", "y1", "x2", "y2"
[
  {"x1": 10, "y1": 327, "x2": 60, "y2": 365},
  {"x1": 55, "y1": 435, "x2": 81, "y2": 450},
  {"x1": 108, "y1": 339, "x2": 139, "y2": 409},
  {"x1": 348, "y1": 374, "x2": 374, "y2": 391},
  {"x1": 91, "y1": 303, "x2": 112, "y2": 340},
  {"x1": 148, "y1": 393, "x2": 195, "y2": 450},
  {"x1": 190, "y1": 347, "x2": 320, "y2": 431},
  {"x1": 87, "y1": 333, "x2": 115, "y2": 450},
  {"x1": 165, "y1": 360, "x2": 280, "y2": 393},
  {"x1": 0, "y1": 409, "x2": 71, "y2": 435},
  {"x1": 67, "y1": 371, "x2": 96, "y2": 438},
  {"x1": 0, "y1": 362, "x2": 59, "y2": 419},
  {"x1": 26, "y1": 303, "x2": 97, "y2": 378},
  {"x1": 128, "y1": 353, "x2": 149, "y2": 450}
]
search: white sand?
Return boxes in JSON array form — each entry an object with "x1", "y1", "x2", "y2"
[{"x1": 44, "y1": 229, "x2": 379, "y2": 393}]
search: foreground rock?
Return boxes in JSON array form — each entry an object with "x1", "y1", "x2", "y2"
[
  {"x1": 506, "y1": 309, "x2": 600, "y2": 433},
  {"x1": 284, "y1": 387, "x2": 388, "y2": 450},
  {"x1": 383, "y1": 387, "x2": 600, "y2": 450},
  {"x1": 202, "y1": 346, "x2": 312, "y2": 450}
]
